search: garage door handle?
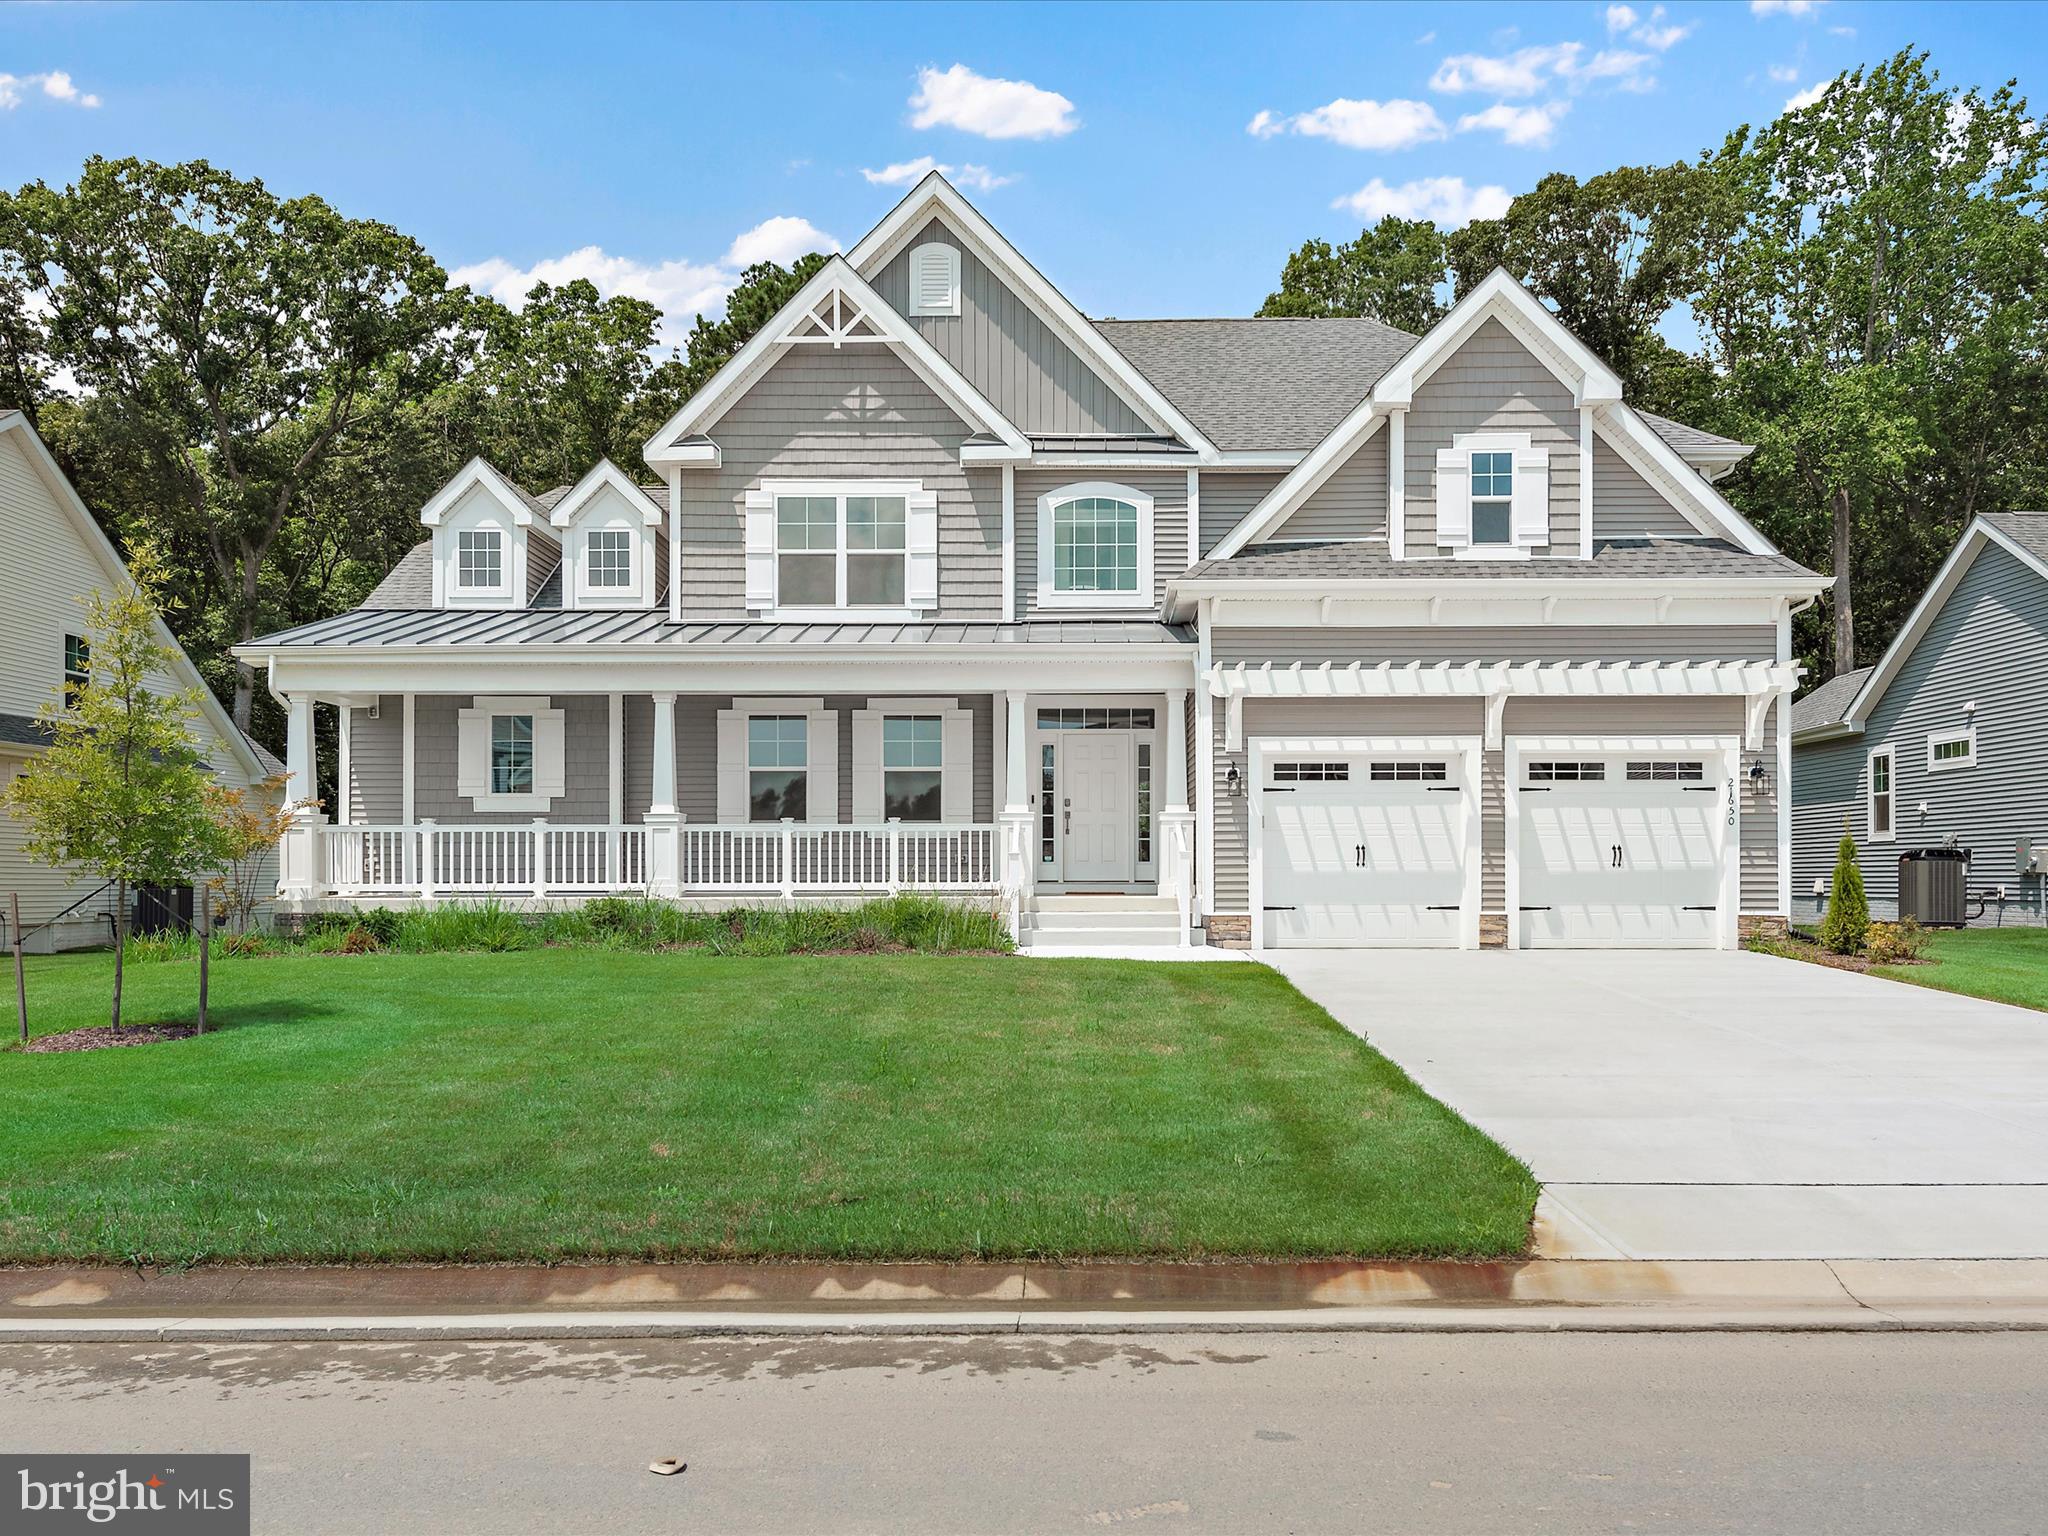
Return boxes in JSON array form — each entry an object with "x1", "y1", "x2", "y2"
[
  {"x1": 1427, "y1": 904, "x2": 1461, "y2": 911},
  {"x1": 1522, "y1": 787, "x2": 1552, "y2": 793},
  {"x1": 1682, "y1": 786, "x2": 1715, "y2": 793},
  {"x1": 1262, "y1": 905, "x2": 1296, "y2": 912},
  {"x1": 1519, "y1": 905, "x2": 1552, "y2": 912},
  {"x1": 1682, "y1": 905, "x2": 1718, "y2": 911},
  {"x1": 1426, "y1": 786, "x2": 1461, "y2": 792}
]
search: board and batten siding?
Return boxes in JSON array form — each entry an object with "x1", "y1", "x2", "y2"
[
  {"x1": 1792, "y1": 538, "x2": 2048, "y2": 926},
  {"x1": 1590, "y1": 432, "x2": 1704, "y2": 540},
  {"x1": 1404, "y1": 317, "x2": 1581, "y2": 556},
  {"x1": 1207, "y1": 625, "x2": 1781, "y2": 919},
  {"x1": 677, "y1": 347, "x2": 1004, "y2": 622},
  {"x1": 1269, "y1": 425, "x2": 1388, "y2": 543},
  {"x1": 871, "y1": 218, "x2": 1150, "y2": 438},
  {"x1": 1013, "y1": 468, "x2": 1189, "y2": 616},
  {"x1": 1197, "y1": 470, "x2": 1286, "y2": 556}
]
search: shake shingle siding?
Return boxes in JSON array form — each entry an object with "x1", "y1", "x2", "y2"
[
  {"x1": 1196, "y1": 470, "x2": 1286, "y2": 557},
  {"x1": 873, "y1": 218, "x2": 1148, "y2": 437},
  {"x1": 1792, "y1": 538, "x2": 2048, "y2": 926},
  {"x1": 1592, "y1": 433, "x2": 1701, "y2": 539},
  {"x1": 1404, "y1": 318, "x2": 1580, "y2": 554},
  {"x1": 1271, "y1": 424, "x2": 1387, "y2": 543},
  {"x1": 1013, "y1": 468, "x2": 1189, "y2": 615},
  {"x1": 679, "y1": 348, "x2": 1003, "y2": 621},
  {"x1": 1207, "y1": 625, "x2": 1780, "y2": 918}
]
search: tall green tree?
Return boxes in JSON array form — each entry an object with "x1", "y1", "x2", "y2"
[
  {"x1": 0, "y1": 158, "x2": 467, "y2": 731},
  {"x1": 1692, "y1": 51, "x2": 2048, "y2": 674},
  {"x1": 1258, "y1": 217, "x2": 1449, "y2": 332},
  {"x1": 2, "y1": 550, "x2": 234, "y2": 1027}
]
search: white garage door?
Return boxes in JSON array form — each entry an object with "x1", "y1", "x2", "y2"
[
  {"x1": 1261, "y1": 754, "x2": 1469, "y2": 947},
  {"x1": 1518, "y1": 754, "x2": 1725, "y2": 948}
]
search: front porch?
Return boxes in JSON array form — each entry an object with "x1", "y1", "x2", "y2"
[{"x1": 274, "y1": 685, "x2": 1198, "y2": 942}]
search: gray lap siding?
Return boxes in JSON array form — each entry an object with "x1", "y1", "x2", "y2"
[
  {"x1": 1208, "y1": 625, "x2": 1781, "y2": 920},
  {"x1": 677, "y1": 347, "x2": 1004, "y2": 622},
  {"x1": 1792, "y1": 540, "x2": 2048, "y2": 927}
]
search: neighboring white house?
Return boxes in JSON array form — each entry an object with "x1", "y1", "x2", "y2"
[
  {"x1": 240, "y1": 171, "x2": 1827, "y2": 953},
  {"x1": 0, "y1": 410, "x2": 281, "y2": 952}
]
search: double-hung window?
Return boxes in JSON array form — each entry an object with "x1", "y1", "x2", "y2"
[
  {"x1": 458, "y1": 529, "x2": 503, "y2": 590},
  {"x1": 1469, "y1": 451, "x2": 1514, "y2": 546},
  {"x1": 748, "y1": 716, "x2": 809, "y2": 822},
  {"x1": 775, "y1": 492, "x2": 907, "y2": 608},
  {"x1": 1868, "y1": 746, "x2": 1895, "y2": 840},
  {"x1": 882, "y1": 716, "x2": 943, "y2": 822},
  {"x1": 490, "y1": 714, "x2": 534, "y2": 795},
  {"x1": 62, "y1": 634, "x2": 90, "y2": 704},
  {"x1": 585, "y1": 529, "x2": 632, "y2": 589}
]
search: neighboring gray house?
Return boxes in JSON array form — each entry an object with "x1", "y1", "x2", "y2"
[
  {"x1": 240, "y1": 172, "x2": 1826, "y2": 952},
  {"x1": 1792, "y1": 512, "x2": 2048, "y2": 927}
]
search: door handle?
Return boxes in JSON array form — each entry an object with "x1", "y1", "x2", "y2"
[{"x1": 1063, "y1": 809, "x2": 1071, "y2": 833}]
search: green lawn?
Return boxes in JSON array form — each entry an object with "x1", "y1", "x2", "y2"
[
  {"x1": 0, "y1": 950, "x2": 1535, "y2": 1264},
  {"x1": 1873, "y1": 926, "x2": 2048, "y2": 1012}
]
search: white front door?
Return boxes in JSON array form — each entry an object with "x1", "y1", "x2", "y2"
[
  {"x1": 1062, "y1": 732, "x2": 1134, "y2": 883},
  {"x1": 1261, "y1": 755, "x2": 1470, "y2": 947}
]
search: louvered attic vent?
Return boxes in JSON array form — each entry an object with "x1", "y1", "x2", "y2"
[{"x1": 907, "y1": 242, "x2": 961, "y2": 317}]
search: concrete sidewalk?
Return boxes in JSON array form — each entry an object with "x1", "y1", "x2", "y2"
[{"x1": 5, "y1": 1258, "x2": 2047, "y2": 1339}]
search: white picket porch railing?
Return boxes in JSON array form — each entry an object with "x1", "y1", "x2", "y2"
[{"x1": 315, "y1": 820, "x2": 996, "y2": 899}]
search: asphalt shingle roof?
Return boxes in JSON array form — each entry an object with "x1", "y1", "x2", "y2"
[
  {"x1": 362, "y1": 542, "x2": 434, "y2": 608},
  {"x1": 0, "y1": 712, "x2": 48, "y2": 748},
  {"x1": 1791, "y1": 666, "x2": 1873, "y2": 735},
  {"x1": 1185, "y1": 536, "x2": 1812, "y2": 583},
  {"x1": 1982, "y1": 510, "x2": 2048, "y2": 565}
]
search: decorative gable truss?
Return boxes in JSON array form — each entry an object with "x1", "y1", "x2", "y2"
[
  {"x1": 643, "y1": 256, "x2": 1031, "y2": 469},
  {"x1": 1210, "y1": 269, "x2": 1778, "y2": 562}
]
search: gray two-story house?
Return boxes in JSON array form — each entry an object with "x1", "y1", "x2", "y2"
[
  {"x1": 239, "y1": 171, "x2": 1826, "y2": 952},
  {"x1": 1792, "y1": 512, "x2": 2048, "y2": 927}
]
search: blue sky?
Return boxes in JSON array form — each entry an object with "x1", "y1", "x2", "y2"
[{"x1": 3, "y1": 1, "x2": 2040, "y2": 344}]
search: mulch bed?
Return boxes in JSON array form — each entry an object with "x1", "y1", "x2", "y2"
[{"x1": 20, "y1": 1023, "x2": 200, "y2": 1054}]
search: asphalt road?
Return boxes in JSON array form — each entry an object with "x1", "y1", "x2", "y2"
[{"x1": 3, "y1": 1332, "x2": 2045, "y2": 1534}]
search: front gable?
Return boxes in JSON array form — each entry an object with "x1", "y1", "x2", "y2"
[{"x1": 871, "y1": 216, "x2": 1151, "y2": 438}]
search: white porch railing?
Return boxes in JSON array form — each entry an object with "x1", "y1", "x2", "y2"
[{"x1": 314, "y1": 819, "x2": 995, "y2": 899}]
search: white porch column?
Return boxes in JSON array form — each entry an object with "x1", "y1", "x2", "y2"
[
  {"x1": 644, "y1": 691, "x2": 682, "y2": 896},
  {"x1": 335, "y1": 704, "x2": 352, "y2": 827},
  {"x1": 997, "y1": 690, "x2": 1033, "y2": 937},
  {"x1": 990, "y1": 689, "x2": 1009, "y2": 817},
  {"x1": 278, "y1": 692, "x2": 325, "y2": 901},
  {"x1": 1161, "y1": 686, "x2": 1195, "y2": 945},
  {"x1": 401, "y1": 694, "x2": 417, "y2": 826}
]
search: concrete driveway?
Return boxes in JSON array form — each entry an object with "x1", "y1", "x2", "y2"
[{"x1": 1267, "y1": 949, "x2": 2048, "y2": 1260}]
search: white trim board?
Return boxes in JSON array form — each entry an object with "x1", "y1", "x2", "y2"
[{"x1": 641, "y1": 255, "x2": 1030, "y2": 464}]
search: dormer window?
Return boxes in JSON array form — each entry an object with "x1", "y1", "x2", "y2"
[
  {"x1": 1470, "y1": 452, "x2": 1514, "y2": 546},
  {"x1": 586, "y1": 529, "x2": 632, "y2": 589},
  {"x1": 457, "y1": 529, "x2": 503, "y2": 590},
  {"x1": 907, "y1": 242, "x2": 961, "y2": 317}
]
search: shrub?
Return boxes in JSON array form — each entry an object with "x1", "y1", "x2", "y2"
[
  {"x1": 1817, "y1": 827, "x2": 1870, "y2": 955},
  {"x1": 338, "y1": 925, "x2": 380, "y2": 955},
  {"x1": 1864, "y1": 917, "x2": 1930, "y2": 965},
  {"x1": 355, "y1": 907, "x2": 404, "y2": 947}
]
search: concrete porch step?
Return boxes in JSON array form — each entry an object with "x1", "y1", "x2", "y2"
[
  {"x1": 1024, "y1": 910, "x2": 1182, "y2": 935},
  {"x1": 1021, "y1": 926, "x2": 1189, "y2": 950},
  {"x1": 1028, "y1": 894, "x2": 1179, "y2": 913}
]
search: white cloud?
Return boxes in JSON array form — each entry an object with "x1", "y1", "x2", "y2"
[
  {"x1": 908, "y1": 63, "x2": 1076, "y2": 140},
  {"x1": 1784, "y1": 79, "x2": 1831, "y2": 112},
  {"x1": 0, "y1": 70, "x2": 101, "y2": 110},
  {"x1": 860, "y1": 156, "x2": 1012, "y2": 191},
  {"x1": 1331, "y1": 176, "x2": 1513, "y2": 228},
  {"x1": 1624, "y1": 6, "x2": 1693, "y2": 49},
  {"x1": 1751, "y1": 0, "x2": 1820, "y2": 14},
  {"x1": 1606, "y1": 4, "x2": 1638, "y2": 33},
  {"x1": 1414, "y1": 29, "x2": 1437, "y2": 45},
  {"x1": 1247, "y1": 97, "x2": 1447, "y2": 151},
  {"x1": 1768, "y1": 63, "x2": 1800, "y2": 83},
  {"x1": 453, "y1": 217, "x2": 841, "y2": 350},
  {"x1": 1457, "y1": 101, "x2": 1570, "y2": 147},
  {"x1": 1431, "y1": 40, "x2": 1657, "y2": 95}
]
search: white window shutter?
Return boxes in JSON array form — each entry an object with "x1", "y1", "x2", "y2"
[
  {"x1": 456, "y1": 709, "x2": 487, "y2": 798},
  {"x1": 743, "y1": 490, "x2": 775, "y2": 608},
  {"x1": 807, "y1": 708, "x2": 839, "y2": 824},
  {"x1": 941, "y1": 708, "x2": 973, "y2": 823},
  {"x1": 852, "y1": 711, "x2": 883, "y2": 822},
  {"x1": 906, "y1": 490, "x2": 939, "y2": 608},
  {"x1": 1512, "y1": 446, "x2": 1551, "y2": 547},
  {"x1": 1434, "y1": 448, "x2": 1471, "y2": 547},
  {"x1": 533, "y1": 707, "x2": 566, "y2": 799},
  {"x1": 716, "y1": 710, "x2": 746, "y2": 822}
]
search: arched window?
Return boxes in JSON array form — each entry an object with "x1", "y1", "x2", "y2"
[{"x1": 1035, "y1": 482, "x2": 1153, "y2": 609}]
